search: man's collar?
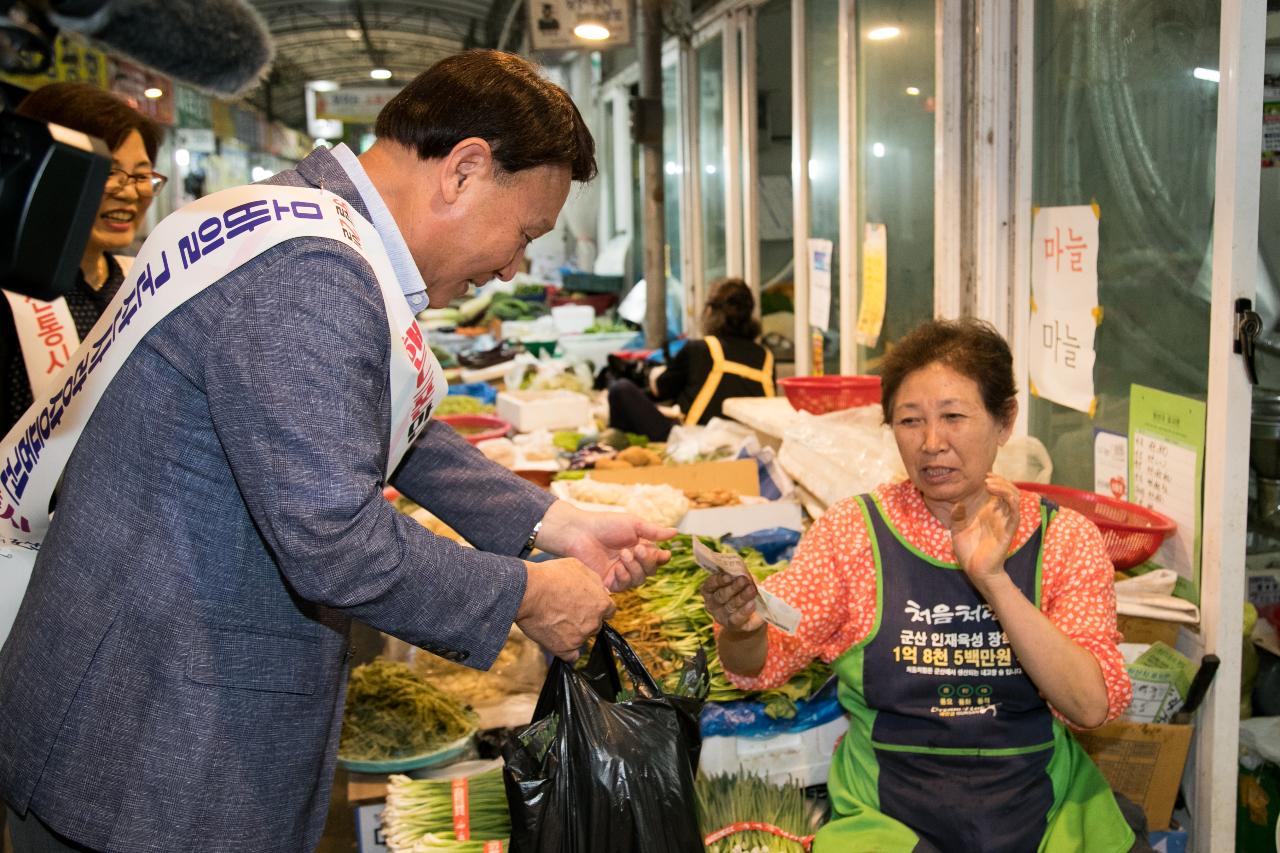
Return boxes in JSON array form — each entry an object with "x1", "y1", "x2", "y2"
[{"x1": 320, "y1": 144, "x2": 430, "y2": 309}]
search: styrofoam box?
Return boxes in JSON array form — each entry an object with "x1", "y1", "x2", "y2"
[
  {"x1": 496, "y1": 389, "x2": 593, "y2": 432},
  {"x1": 679, "y1": 499, "x2": 803, "y2": 538},
  {"x1": 698, "y1": 713, "x2": 848, "y2": 788}
]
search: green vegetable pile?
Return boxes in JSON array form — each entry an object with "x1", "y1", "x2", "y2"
[
  {"x1": 435, "y1": 395, "x2": 495, "y2": 417},
  {"x1": 382, "y1": 768, "x2": 510, "y2": 852},
  {"x1": 338, "y1": 659, "x2": 477, "y2": 761},
  {"x1": 484, "y1": 292, "x2": 546, "y2": 324},
  {"x1": 612, "y1": 535, "x2": 830, "y2": 718},
  {"x1": 697, "y1": 771, "x2": 820, "y2": 853},
  {"x1": 583, "y1": 319, "x2": 634, "y2": 334}
]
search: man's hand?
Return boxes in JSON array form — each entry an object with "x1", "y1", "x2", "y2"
[
  {"x1": 534, "y1": 500, "x2": 677, "y2": 592},
  {"x1": 516, "y1": 558, "x2": 615, "y2": 662}
]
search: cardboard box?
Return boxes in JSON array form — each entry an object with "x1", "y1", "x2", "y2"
[
  {"x1": 354, "y1": 802, "x2": 388, "y2": 853},
  {"x1": 348, "y1": 771, "x2": 392, "y2": 804},
  {"x1": 679, "y1": 499, "x2": 804, "y2": 538},
  {"x1": 588, "y1": 458, "x2": 761, "y2": 496},
  {"x1": 1117, "y1": 614, "x2": 1183, "y2": 647},
  {"x1": 1074, "y1": 720, "x2": 1193, "y2": 831}
]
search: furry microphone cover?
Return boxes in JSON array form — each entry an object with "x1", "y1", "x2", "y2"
[{"x1": 51, "y1": 0, "x2": 276, "y2": 98}]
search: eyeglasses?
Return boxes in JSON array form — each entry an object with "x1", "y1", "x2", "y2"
[{"x1": 105, "y1": 168, "x2": 168, "y2": 196}]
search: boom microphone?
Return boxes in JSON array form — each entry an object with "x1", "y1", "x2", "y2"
[{"x1": 48, "y1": 0, "x2": 275, "y2": 98}]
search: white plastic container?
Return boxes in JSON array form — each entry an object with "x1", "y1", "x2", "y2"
[
  {"x1": 551, "y1": 304, "x2": 596, "y2": 335},
  {"x1": 496, "y1": 389, "x2": 594, "y2": 432},
  {"x1": 555, "y1": 331, "x2": 639, "y2": 370},
  {"x1": 698, "y1": 713, "x2": 848, "y2": 788}
]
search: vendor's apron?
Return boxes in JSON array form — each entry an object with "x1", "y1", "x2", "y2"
[
  {"x1": 816, "y1": 494, "x2": 1133, "y2": 853},
  {"x1": 0, "y1": 186, "x2": 446, "y2": 644},
  {"x1": 683, "y1": 335, "x2": 774, "y2": 425}
]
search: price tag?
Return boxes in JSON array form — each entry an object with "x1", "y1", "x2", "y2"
[{"x1": 692, "y1": 538, "x2": 801, "y2": 635}]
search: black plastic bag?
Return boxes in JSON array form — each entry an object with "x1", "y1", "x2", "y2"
[{"x1": 503, "y1": 624, "x2": 708, "y2": 853}]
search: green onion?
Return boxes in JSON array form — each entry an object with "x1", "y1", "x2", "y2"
[
  {"x1": 697, "y1": 771, "x2": 819, "y2": 853},
  {"x1": 382, "y1": 769, "x2": 510, "y2": 852}
]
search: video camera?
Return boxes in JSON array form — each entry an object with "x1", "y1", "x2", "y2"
[
  {"x1": 0, "y1": 0, "x2": 273, "y2": 300},
  {"x1": 2, "y1": 1, "x2": 112, "y2": 300}
]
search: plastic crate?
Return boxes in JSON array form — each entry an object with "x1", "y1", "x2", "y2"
[
  {"x1": 777, "y1": 375, "x2": 882, "y2": 414},
  {"x1": 1015, "y1": 482, "x2": 1176, "y2": 569},
  {"x1": 561, "y1": 272, "x2": 626, "y2": 294}
]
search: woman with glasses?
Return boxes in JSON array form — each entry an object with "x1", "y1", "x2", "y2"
[{"x1": 1, "y1": 82, "x2": 165, "y2": 433}]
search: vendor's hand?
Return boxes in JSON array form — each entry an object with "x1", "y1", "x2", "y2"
[
  {"x1": 516, "y1": 558, "x2": 616, "y2": 662},
  {"x1": 535, "y1": 500, "x2": 676, "y2": 592},
  {"x1": 950, "y1": 473, "x2": 1020, "y2": 588},
  {"x1": 700, "y1": 573, "x2": 765, "y2": 634}
]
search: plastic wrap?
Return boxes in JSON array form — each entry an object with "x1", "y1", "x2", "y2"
[{"x1": 700, "y1": 677, "x2": 842, "y2": 738}]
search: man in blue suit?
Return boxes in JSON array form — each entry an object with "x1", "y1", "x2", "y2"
[{"x1": 0, "y1": 50, "x2": 670, "y2": 851}]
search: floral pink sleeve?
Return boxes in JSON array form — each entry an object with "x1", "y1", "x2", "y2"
[
  {"x1": 1040, "y1": 507, "x2": 1133, "y2": 726},
  {"x1": 721, "y1": 498, "x2": 878, "y2": 691}
]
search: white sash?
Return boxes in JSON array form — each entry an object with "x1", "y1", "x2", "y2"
[
  {"x1": 0, "y1": 185, "x2": 446, "y2": 643},
  {"x1": 3, "y1": 257, "x2": 135, "y2": 399}
]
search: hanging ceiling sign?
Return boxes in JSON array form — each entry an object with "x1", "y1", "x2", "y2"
[
  {"x1": 529, "y1": 0, "x2": 632, "y2": 51},
  {"x1": 314, "y1": 87, "x2": 401, "y2": 124}
]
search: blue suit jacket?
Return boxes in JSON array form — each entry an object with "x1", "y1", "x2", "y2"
[{"x1": 0, "y1": 148, "x2": 554, "y2": 851}]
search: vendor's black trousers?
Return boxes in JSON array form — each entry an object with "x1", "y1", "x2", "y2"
[{"x1": 606, "y1": 379, "x2": 675, "y2": 442}]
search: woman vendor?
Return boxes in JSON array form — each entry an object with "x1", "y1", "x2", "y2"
[
  {"x1": 702, "y1": 318, "x2": 1137, "y2": 852},
  {"x1": 607, "y1": 277, "x2": 774, "y2": 441}
]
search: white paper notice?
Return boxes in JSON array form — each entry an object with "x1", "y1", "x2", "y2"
[
  {"x1": 1094, "y1": 430, "x2": 1129, "y2": 500},
  {"x1": 807, "y1": 238, "x2": 833, "y2": 332},
  {"x1": 1130, "y1": 430, "x2": 1198, "y2": 581},
  {"x1": 1028, "y1": 205, "x2": 1100, "y2": 415},
  {"x1": 692, "y1": 538, "x2": 801, "y2": 635}
]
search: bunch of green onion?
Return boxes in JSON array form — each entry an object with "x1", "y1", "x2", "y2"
[
  {"x1": 696, "y1": 771, "x2": 819, "y2": 853},
  {"x1": 382, "y1": 768, "x2": 510, "y2": 852},
  {"x1": 611, "y1": 535, "x2": 830, "y2": 718}
]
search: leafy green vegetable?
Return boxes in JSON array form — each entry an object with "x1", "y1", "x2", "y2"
[
  {"x1": 625, "y1": 432, "x2": 650, "y2": 447},
  {"x1": 338, "y1": 659, "x2": 476, "y2": 761},
  {"x1": 583, "y1": 320, "x2": 634, "y2": 334},
  {"x1": 552, "y1": 431, "x2": 584, "y2": 453},
  {"x1": 611, "y1": 535, "x2": 831, "y2": 718},
  {"x1": 435, "y1": 395, "x2": 495, "y2": 416}
]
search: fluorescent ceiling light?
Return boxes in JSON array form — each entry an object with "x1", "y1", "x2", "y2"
[
  {"x1": 143, "y1": 87, "x2": 163, "y2": 99},
  {"x1": 574, "y1": 22, "x2": 610, "y2": 40},
  {"x1": 370, "y1": 68, "x2": 393, "y2": 80},
  {"x1": 905, "y1": 86, "x2": 920, "y2": 96},
  {"x1": 1193, "y1": 67, "x2": 1219, "y2": 83},
  {"x1": 310, "y1": 80, "x2": 339, "y2": 92},
  {"x1": 867, "y1": 26, "x2": 901, "y2": 40}
]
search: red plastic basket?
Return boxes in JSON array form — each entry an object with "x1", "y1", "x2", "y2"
[
  {"x1": 1015, "y1": 482, "x2": 1176, "y2": 570},
  {"x1": 777, "y1": 375, "x2": 882, "y2": 414},
  {"x1": 436, "y1": 414, "x2": 512, "y2": 445}
]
